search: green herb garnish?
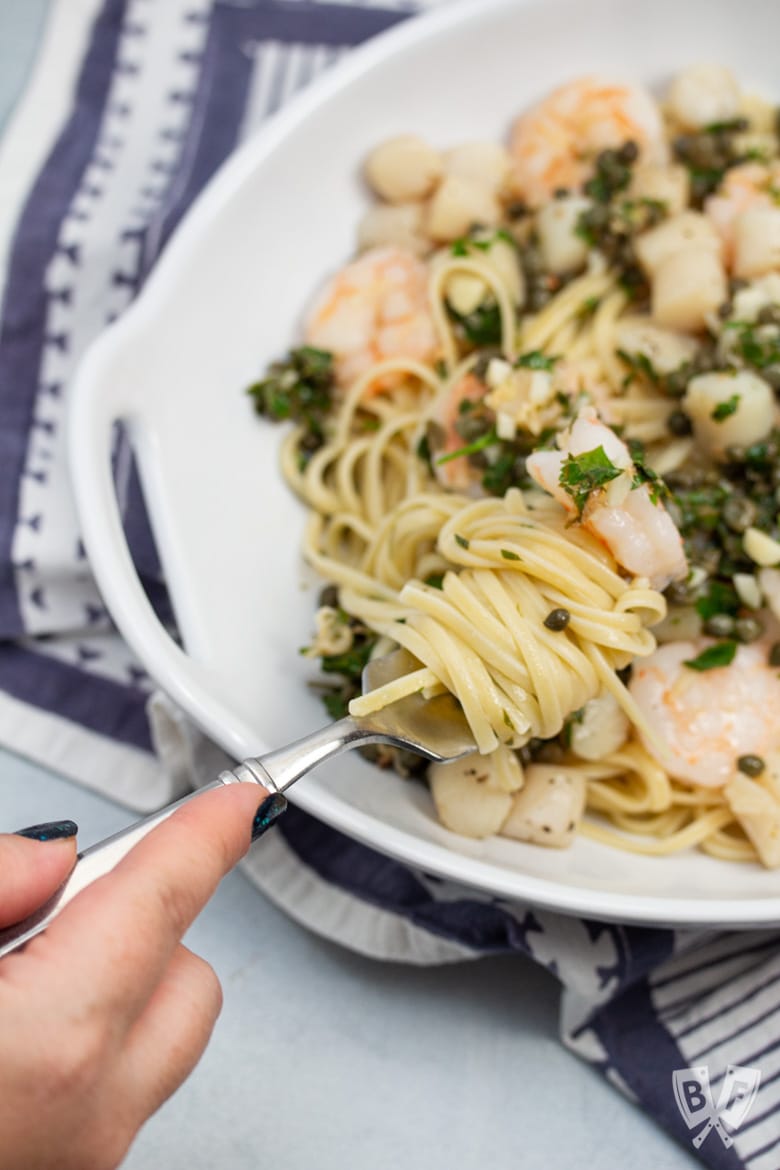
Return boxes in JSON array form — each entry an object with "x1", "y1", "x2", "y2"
[
  {"x1": 726, "y1": 320, "x2": 780, "y2": 370},
  {"x1": 454, "y1": 534, "x2": 470, "y2": 549},
  {"x1": 628, "y1": 438, "x2": 670, "y2": 505},
  {"x1": 584, "y1": 143, "x2": 638, "y2": 203},
  {"x1": 320, "y1": 639, "x2": 377, "y2": 679},
  {"x1": 516, "y1": 350, "x2": 557, "y2": 371},
  {"x1": 416, "y1": 433, "x2": 432, "y2": 467},
  {"x1": 695, "y1": 580, "x2": 740, "y2": 621},
  {"x1": 447, "y1": 302, "x2": 502, "y2": 346},
  {"x1": 437, "y1": 428, "x2": 498, "y2": 464},
  {"x1": 247, "y1": 345, "x2": 334, "y2": 461},
  {"x1": 618, "y1": 348, "x2": 660, "y2": 386},
  {"x1": 559, "y1": 445, "x2": 623, "y2": 516},
  {"x1": 577, "y1": 295, "x2": 601, "y2": 320},
  {"x1": 683, "y1": 640, "x2": 738, "y2": 671},
  {"x1": 500, "y1": 549, "x2": 521, "y2": 561},
  {"x1": 712, "y1": 394, "x2": 741, "y2": 421}
]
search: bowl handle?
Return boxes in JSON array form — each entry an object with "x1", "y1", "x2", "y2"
[{"x1": 67, "y1": 333, "x2": 260, "y2": 761}]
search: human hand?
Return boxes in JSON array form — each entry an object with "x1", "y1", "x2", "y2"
[{"x1": 0, "y1": 785, "x2": 286, "y2": 1170}]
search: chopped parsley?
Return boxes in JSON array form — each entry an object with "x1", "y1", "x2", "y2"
[
  {"x1": 617, "y1": 348, "x2": 659, "y2": 386},
  {"x1": 319, "y1": 639, "x2": 377, "y2": 679},
  {"x1": 618, "y1": 350, "x2": 702, "y2": 400},
  {"x1": 247, "y1": 345, "x2": 334, "y2": 461},
  {"x1": 454, "y1": 533, "x2": 470, "y2": 549},
  {"x1": 516, "y1": 350, "x2": 557, "y2": 371},
  {"x1": 704, "y1": 118, "x2": 750, "y2": 135},
  {"x1": 558, "y1": 445, "x2": 623, "y2": 516},
  {"x1": 712, "y1": 394, "x2": 741, "y2": 421},
  {"x1": 725, "y1": 320, "x2": 780, "y2": 371},
  {"x1": 447, "y1": 301, "x2": 502, "y2": 347},
  {"x1": 628, "y1": 438, "x2": 670, "y2": 505},
  {"x1": 583, "y1": 142, "x2": 638, "y2": 203},
  {"x1": 683, "y1": 640, "x2": 738, "y2": 672},
  {"x1": 450, "y1": 228, "x2": 516, "y2": 256},
  {"x1": 575, "y1": 186, "x2": 663, "y2": 300},
  {"x1": 695, "y1": 579, "x2": 740, "y2": 621},
  {"x1": 673, "y1": 118, "x2": 751, "y2": 206},
  {"x1": 577, "y1": 295, "x2": 601, "y2": 320},
  {"x1": 309, "y1": 622, "x2": 379, "y2": 720},
  {"x1": 482, "y1": 451, "x2": 520, "y2": 497},
  {"x1": 416, "y1": 433, "x2": 432, "y2": 467},
  {"x1": 436, "y1": 428, "x2": 498, "y2": 464},
  {"x1": 500, "y1": 549, "x2": 521, "y2": 561}
]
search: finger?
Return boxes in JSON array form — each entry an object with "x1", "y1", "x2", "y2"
[
  {"x1": 122, "y1": 944, "x2": 223, "y2": 1118},
  {"x1": 28, "y1": 782, "x2": 266, "y2": 1026},
  {"x1": 0, "y1": 831, "x2": 77, "y2": 928}
]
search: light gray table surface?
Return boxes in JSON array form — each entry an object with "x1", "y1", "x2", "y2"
[{"x1": 0, "y1": 3, "x2": 698, "y2": 1167}]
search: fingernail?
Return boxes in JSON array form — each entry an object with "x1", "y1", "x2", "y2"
[
  {"x1": 14, "y1": 819, "x2": 78, "y2": 842},
  {"x1": 251, "y1": 793, "x2": 287, "y2": 842}
]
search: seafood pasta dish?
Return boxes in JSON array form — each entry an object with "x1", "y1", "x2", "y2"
[{"x1": 249, "y1": 65, "x2": 780, "y2": 868}]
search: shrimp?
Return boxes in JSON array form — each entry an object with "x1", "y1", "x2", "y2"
[
  {"x1": 508, "y1": 77, "x2": 668, "y2": 207},
  {"x1": 525, "y1": 408, "x2": 687, "y2": 590},
  {"x1": 304, "y1": 245, "x2": 438, "y2": 390},
  {"x1": 704, "y1": 161, "x2": 780, "y2": 266},
  {"x1": 629, "y1": 638, "x2": 780, "y2": 788},
  {"x1": 427, "y1": 372, "x2": 487, "y2": 492}
]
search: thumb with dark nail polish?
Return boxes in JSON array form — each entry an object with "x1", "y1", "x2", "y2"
[
  {"x1": 251, "y1": 794, "x2": 287, "y2": 842},
  {"x1": 14, "y1": 820, "x2": 79, "y2": 842}
]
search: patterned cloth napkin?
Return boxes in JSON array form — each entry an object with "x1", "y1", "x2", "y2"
[{"x1": 1, "y1": 2, "x2": 778, "y2": 1167}]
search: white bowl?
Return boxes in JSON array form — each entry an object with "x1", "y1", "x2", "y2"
[{"x1": 69, "y1": 0, "x2": 780, "y2": 927}]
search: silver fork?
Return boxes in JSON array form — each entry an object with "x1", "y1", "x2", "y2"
[{"x1": 0, "y1": 651, "x2": 475, "y2": 959}]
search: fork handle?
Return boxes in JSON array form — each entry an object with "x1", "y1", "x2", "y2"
[
  {"x1": 0, "y1": 770, "x2": 272, "y2": 960},
  {"x1": 0, "y1": 715, "x2": 384, "y2": 960}
]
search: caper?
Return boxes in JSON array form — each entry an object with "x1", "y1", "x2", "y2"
[
  {"x1": 735, "y1": 615, "x2": 764, "y2": 643},
  {"x1": 455, "y1": 415, "x2": 490, "y2": 442},
  {"x1": 704, "y1": 613, "x2": 735, "y2": 637},
  {"x1": 318, "y1": 584, "x2": 339, "y2": 609},
  {"x1": 666, "y1": 578, "x2": 695, "y2": 605},
  {"x1": 697, "y1": 547, "x2": 722, "y2": 576},
  {"x1": 723, "y1": 495, "x2": 757, "y2": 533},
  {"x1": 757, "y1": 305, "x2": 780, "y2": 327},
  {"x1": 544, "y1": 608, "x2": 571, "y2": 631},
  {"x1": 692, "y1": 348, "x2": 717, "y2": 374},
  {"x1": 762, "y1": 364, "x2": 780, "y2": 392},
  {"x1": 618, "y1": 140, "x2": 639, "y2": 164},
  {"x1": 506, "y1": 200, "x2": 529, "y2": 220},
  {"x1": 667, "y1": 409, "x2": 692, "y2": 436},
  {"x1": 581, "y1": 204, "x2": 610, "y2": 231},
  {"x1": 737, "y1": 754, "x2": 765, "y2": 778}
]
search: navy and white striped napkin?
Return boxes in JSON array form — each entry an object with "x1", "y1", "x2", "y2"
[{"x1": 1, "y1": 3, "x2": 778, "y2": 1167}]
